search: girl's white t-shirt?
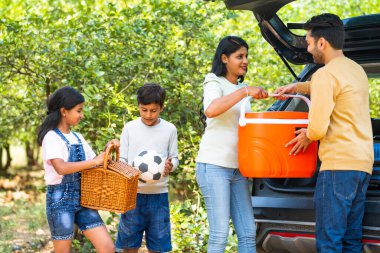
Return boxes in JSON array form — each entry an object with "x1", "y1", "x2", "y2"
[{"x1": 41, "y1": 130, "x2": 96, "y2": 185}]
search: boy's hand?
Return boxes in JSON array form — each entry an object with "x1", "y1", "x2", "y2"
[
  {"x1": 163, "y1": 158, "x2": 173, "y2": 177},
  {"x1": 105, "y1": 139, "x2": 120, "y2": 149}
]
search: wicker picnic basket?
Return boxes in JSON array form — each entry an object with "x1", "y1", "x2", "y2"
[{"x1": 81, "y1": 144, "x2": 141, "y2": 213}]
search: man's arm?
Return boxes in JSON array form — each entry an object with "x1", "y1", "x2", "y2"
[{"x1": 306, "y1": 70, "x2": 335, "y2": 140}]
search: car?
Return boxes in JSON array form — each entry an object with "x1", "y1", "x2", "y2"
[{"x1": 224, "y1": 1, "x2": 380, "y2": 252}]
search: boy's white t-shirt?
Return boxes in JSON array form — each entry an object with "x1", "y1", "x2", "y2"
[
  {"x1": 42, "y1": 130, "x2": 96, "y2": 185},
  {"x1": 196, "y1": 73, "x2": 251, "y2": 168},
  {"x1": 120, "y1": 118, "x2": 179, "y2": 194}
]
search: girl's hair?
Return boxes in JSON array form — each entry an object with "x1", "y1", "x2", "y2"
[
  {"x1": 37, "y1": 86, "x2": 85, "y2": 145},
  {"x1": 211, "y1": 35, "x2": 249, "y2": 83},
  {"x1": 199, "y1": 36, "x2": 249, "y2": 129}
]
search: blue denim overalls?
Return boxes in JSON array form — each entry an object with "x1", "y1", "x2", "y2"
[{"x1": 46, "y1": 128, "x2": 104, "y2": 240}]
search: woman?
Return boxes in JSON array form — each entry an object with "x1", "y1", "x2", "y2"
[{"x1": 196, "y1": 36, "x2": 268, "y2": 253}]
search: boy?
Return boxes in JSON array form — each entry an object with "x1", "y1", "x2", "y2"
[{"x1": 116, "y1": 83, "x2": 179, "y2": 253}]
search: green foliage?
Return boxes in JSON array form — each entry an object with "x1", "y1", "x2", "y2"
[
  {"x1": 170, "y1": 197, "x2": 240, "y2": 252},
  {"x1": 171, "y1": 197, "x2": 209, "y2": 252},
  {"x1": 369, "y1": 78, "x2": 380, "y2": 118},
  {"x1": 72, "y1": 237, "x2": 95, "y2": 253}
]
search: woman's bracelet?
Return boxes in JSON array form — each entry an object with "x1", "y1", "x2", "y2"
[{"x1": 244, "y1": 86, "x2": 249, "y2": 97}]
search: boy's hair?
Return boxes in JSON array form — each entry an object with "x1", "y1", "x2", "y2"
[
  {"x1": 37, "y1": 86, "x2": 84, "y2": 145},
  {"x1": 212, "y1": 35, "x2": 249, "y2": 83},
  {"x1": 304, "y1": 13, "x2": 345, "y2": 49},
  {"x1": 137, "y1": 83, "x2": 166, "y2": 107}
]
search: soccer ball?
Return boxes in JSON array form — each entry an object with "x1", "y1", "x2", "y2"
[{"x1": 133, "y1": 150, "x2": 165, "y2": 183}]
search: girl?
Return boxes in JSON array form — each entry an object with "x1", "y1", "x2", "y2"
[
  {"x1": 196, "y1": 36, "x2": 268, "y2": 253},
  {"x1": 37, "y1": 86, "x2": 117, "y2": 253}
]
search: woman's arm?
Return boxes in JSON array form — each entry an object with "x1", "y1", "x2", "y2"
[{"x1": 205, "y1": 86, "x2": 267, "y2": 118}]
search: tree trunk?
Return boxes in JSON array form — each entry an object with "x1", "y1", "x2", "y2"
[
  {"x1": 0, "y1": 143, "x2": 12, "y2": 176},
  {"x1": 0, "y1": 147, "x2": 3, "y2": 172},
  {"x1": 5, "y1": 144, "x2": 12, "y2": 171},
  {"x1": 25, "y1": 141, "x2": 39, "y2": 167}
]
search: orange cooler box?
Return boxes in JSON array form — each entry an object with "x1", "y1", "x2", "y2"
[{"x1": 238, "y1": 95, "x2": 317, "y2": 178}]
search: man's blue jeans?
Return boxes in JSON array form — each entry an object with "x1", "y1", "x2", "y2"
[
  {"x1": 196, "y1": 163, "x2": 256, "y2": 253},
  {"x1": 314, "y1": 170, "x2": 371, "y2": 253}
]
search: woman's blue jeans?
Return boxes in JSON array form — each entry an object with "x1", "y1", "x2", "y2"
[
  {"x1": 314, "y1": 170, "x2": 371, "y2": 253},
  {"x1": 196, "y1": 163, "x2": 256, "y2": 253}
]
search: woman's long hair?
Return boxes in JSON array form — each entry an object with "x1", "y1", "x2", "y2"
[
  {"x1": 211, "y1": 36, "x2": 249, "y2": 83},
  {"x1": 200, "y1": 36, "x2": 249, "y2": 129},
  {"x1": 37, "y1": 86, "x2": 84, "y2": 145}
]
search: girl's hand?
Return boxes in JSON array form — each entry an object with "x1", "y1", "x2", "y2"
[
  {"x1": 163, "y1": 158, "x2": 173, "y2": 177},
  {"x1": 105, "y1": 139, "x2": 120, "y2": 149},
  {"x1": 92, "y1": 152, "x2": 105, "y2": 167},
  {"x1": 248, "y1": 86, "x2": 268, "y2": 99}
]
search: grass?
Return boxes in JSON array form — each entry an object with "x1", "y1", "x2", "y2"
[
  {"x1": 0, "y1": 179, "x2": 50, "y2": 253},
  {"x1": 1, "y1": 143, "x2": 51, "y2": 252}
]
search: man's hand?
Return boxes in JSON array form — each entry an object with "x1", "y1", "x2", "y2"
[
  {"x1": 273, "y1": 83, "x2": 297, "y2": 100},
  {"x1": 285, "y1": 128, "x2": 312, "y2": 155}
]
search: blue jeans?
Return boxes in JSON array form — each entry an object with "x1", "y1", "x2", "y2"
[
  {"x1": 196, "y1": 163, "x2": 256, "y2": 253},
  {"x1": 46, "y1": 179, "x2": 104, "y2": 240},
  {"x1": 116, "y1": 193, "x2": 171, "y2": 252},
  {"x1": 314, "y1": 170, "x2": 371, "y2": 253}
]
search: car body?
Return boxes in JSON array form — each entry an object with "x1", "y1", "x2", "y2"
[{"x1": 224, "y1": 1, "x2": 380, "y2": 252}]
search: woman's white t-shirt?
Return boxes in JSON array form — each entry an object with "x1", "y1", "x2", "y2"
[
  {"x1": 42, "y1": 130, "x2": 96, "y2": 185},
  {"x1": 196, "y1": 73, "x2": 251, "y2": 168}
]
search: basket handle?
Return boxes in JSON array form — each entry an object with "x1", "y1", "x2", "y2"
[
  {"x1": 103, "y1": 143, "x2": 120, "y2": 169},
  {"x1": 239, "y1": 94, "x2": 311, "y2": 127}
]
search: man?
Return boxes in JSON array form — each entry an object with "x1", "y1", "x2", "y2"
[{"x1": 274, "y1": 13, "x2": 374, "y2": 253}]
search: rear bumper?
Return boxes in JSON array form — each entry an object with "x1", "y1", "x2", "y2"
[
  {"x1": 263, "y1": 232, "x2": 380, "y2": 253},
  {"x1": 256, "y1": 220, "x2": 380, "y2": 253}
]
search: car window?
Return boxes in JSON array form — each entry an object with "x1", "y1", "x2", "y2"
[
  {"x1": 277, "y1": 0, "x2": 380, "y2": 36},
  {"x1": 369, "y1": 78, "x2": 380, "y2": 118}
]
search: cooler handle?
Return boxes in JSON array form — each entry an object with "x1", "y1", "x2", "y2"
[{"x1": 239, "y1": 94, "x2": 311, "y2": 127}]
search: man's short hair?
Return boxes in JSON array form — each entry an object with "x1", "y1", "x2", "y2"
[
  {"x1": 137, "y1": 83, "x2": 166, "y2": 107},
  {"x1": 304, "y1": 13, "x2": 345, "y2": 49}
]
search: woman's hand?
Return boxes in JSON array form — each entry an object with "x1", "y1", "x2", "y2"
[{"x1": 248, "y1": 86, "x2": 268, "y2": 99}]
